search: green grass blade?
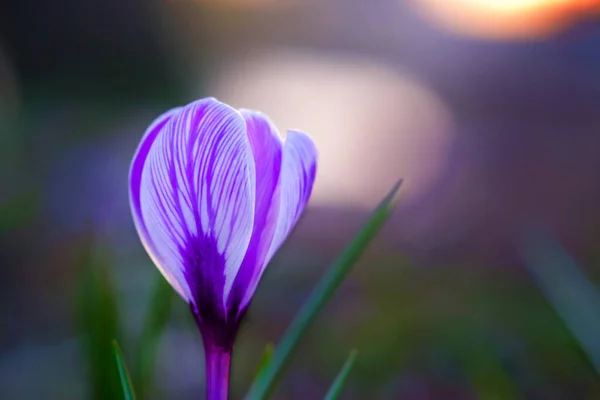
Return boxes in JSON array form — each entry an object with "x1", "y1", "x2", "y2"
[
  {"x1": 135, "y1": 275, "x2": 175, "y2": 399},
  {"x1": 252, "y1": 343, "x2": 275, "y2": 383},
  {"x1": 520, "y1": 229, "x2": 600, "y2": 373},
  {"x1": 113, "y1": 340, "x2": 137, "y2": 400},
  {"x1": 245, "y1": 180, "x2": 402, "y2": 400},
  {"x1": 324, "y1": 350, "x2": 358, "y2": 400}
]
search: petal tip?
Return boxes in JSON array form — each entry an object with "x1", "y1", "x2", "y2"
[{"x1": 285, "y1": 129, "x2": 318, "y2": 159}]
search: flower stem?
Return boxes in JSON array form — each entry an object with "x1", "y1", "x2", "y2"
[{"x1": 204, "y1": 343, "x2": 231, "y2": 400}]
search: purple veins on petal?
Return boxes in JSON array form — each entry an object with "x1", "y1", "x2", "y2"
[
  {"x1": 267, "y1": 130, "x2": 318, "y2": 262},
  {"x1": 227, "y1": 111, "x2": 283, "y2": 311},
  {"x1": 239, "y1": 129, "x2": 317, "y2": 309},
  {"x1": 129, "y1": 96, "x2": 318, "y2": 344},
  {"x1": 130, "y1": 107, "x2": 184, "y2": 296},
  {"x1": 134, "y1": 98, "x2": 257, "y2": 308}
]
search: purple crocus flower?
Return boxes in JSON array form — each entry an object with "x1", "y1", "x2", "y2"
[{"x1": 129, "y1": 97, "x2": 317, "y2": 399}]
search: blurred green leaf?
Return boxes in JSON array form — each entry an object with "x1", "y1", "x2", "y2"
[
  {"x1": 113, "y1": 340, "x2": 137, "y2": 400},
  {"x1": 446, "y1": 330, "x2": 519, "y2": 400},
  {"x1": 77, "y1": 237, "x2": 122, "y2": 400},
  {"x1": 324, "y1": 350, "x2": 358, "y2": 400},
  {"x1": 0, "y1": 190, "x2": 39, "y2": 235},
  {"x1": 245, "y1": 180, "x2": 402, "y2": 400},
  {"x1": 252, "y1": 343, "x2": 275, "y2": 383},
  {"x1": 520, "y1": 229, "x2": 600, "y2": 373},
  {"x1": 134, "y1": 275, "x2": 175, "y2": 399}
]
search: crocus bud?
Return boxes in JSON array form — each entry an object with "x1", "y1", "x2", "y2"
[{"x1": 129, "y1": 97, "x2": 317, "y2": 399}]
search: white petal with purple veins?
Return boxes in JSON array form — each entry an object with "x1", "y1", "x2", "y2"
[
  {"x1": 267, "y1": 130, "x2": 318, "y2": 262},
  {"x1": 135, "y1": 98, "x2": 256, "y2": 306},
  {"x1": 130, "y1": 107, "x2": 185, "y2": 297},
  {"x1": 130, "y1": 97, "x2": 318, "y2": 329},
  {"x1": 229, "y1": 111, "x2": 284, "y2": 310}
]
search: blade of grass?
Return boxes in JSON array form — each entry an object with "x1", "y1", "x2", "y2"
[
  {"x1": 520, "y1": 228, "x2": 600, "y2": 373},
  {"x1": 113, "y1": 340, "x2": 137, "y2": 400},
  {"x1": 245, "y1": 180, "x2": 402, "y2": 400},
  {"x1": 324, "y1": 350, "x2": 358, "y2": 400},
  {"x1": 135, "y1": 275, "x2": 175, "y2": 399},
  {"x1": 252, "y1": 343, "x2": 275, "y2": 383}
]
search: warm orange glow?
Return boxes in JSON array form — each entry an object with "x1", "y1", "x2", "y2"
[
  {"x1": 174, "y1": 0, "x2": 296, "y2": 8},
  {"x1": 413, "y1": 0, "x2": 600, "y2": 39}
]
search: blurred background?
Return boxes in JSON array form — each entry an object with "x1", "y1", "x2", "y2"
[{"x1": 2, "y1": 0, "x2": 600, "y2": 398}]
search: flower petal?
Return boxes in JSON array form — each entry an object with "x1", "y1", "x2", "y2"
[
  {"x1": 137, "y1": 98, "x2": 256, "y2": 309},
  {"x1": 266, "y1": 130, "x2": 317, "y2": 261},
  {"x1": 228, "y1": 110, "x2": 283, "y2": 311},
  {"x1": 130, "y1": 108, "x2": 185, "y2": 297}
]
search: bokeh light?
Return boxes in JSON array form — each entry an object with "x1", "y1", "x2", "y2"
[
  {"x1": 209, "y1": 50, "x2": 453, "y2": 208},
  {"x1": 413, "y1": 0, "x2": 600, "y2": 39}
]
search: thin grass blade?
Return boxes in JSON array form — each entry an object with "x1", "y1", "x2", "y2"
[
  {"x1": 520, "y1": 228, "x2": 600, "y2": 373},
  {"x1": 324, "y1": 350, "x2": 358, "y2": 400},
  {"x1": 252, "y1": 343, "x2": 275, "y2": 383},
  {"x1": 113, "y1": 340, "x2": 137, "y2": 400},
  {"x1": 245, "y1": 180, "x2": 402, "y2": 400}
]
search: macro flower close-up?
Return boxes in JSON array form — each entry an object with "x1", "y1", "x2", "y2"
[
  {"x1": 129, "y1": 97, "x2": 317, "y2": 399},
  {"x1": 4, "y1": 1, "x2": 600, "y2": 399}
]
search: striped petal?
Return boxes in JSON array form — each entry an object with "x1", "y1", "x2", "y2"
[
  {"x1": 136, "y1": 98, "x2": 256, "y2": 310},
  {"x1": 266, "y1": 130, "x2": 318, "y2": 261},
  {"x1": 130, "y1": 107, "x2": 184, "y2": 296},
  {"x1": 228, "y1": 111, "x2": 283, "y2": 311}
]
